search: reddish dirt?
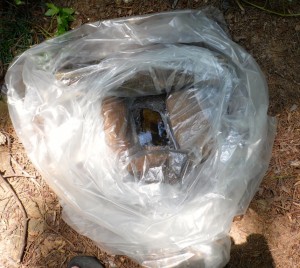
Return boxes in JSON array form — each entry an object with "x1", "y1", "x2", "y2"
[{"x1": 0, "y1": 1, "x2": 300, "y2": 267}]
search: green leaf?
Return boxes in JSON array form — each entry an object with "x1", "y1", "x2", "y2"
[
  {"x1": 68, "y1": 15, "x2": 75, "y2": 22},
  {"x1": 15, "y1": 0, "x2": 25, "y2": 5},
  {"x1": 62, "y1": 8, "x2": 74, "y2": 15},
  {"x1": 59, "y1": 13, "x2": 68, "y2": 19},
  {"x1": 63, "y1": 21, "x2": 69, "y2": 28},
  {"x1": 56, "y1": 25, "x2": 66, "y2": 36},
  {"x1": 45, "y1": 3, "x2": 60, "y2": 16},
  {"x1": 46, "y1": 3, "x2": 57, "y2": 9},
  {"x1": 57, "y1": 16, "x2": 62, "y2": 25},
  {"x1": 45, "y1": 8, "x2": 59, "y2": 16}
]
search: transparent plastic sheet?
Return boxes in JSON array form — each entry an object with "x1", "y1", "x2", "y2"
[{"x1": 5, "y1": 7, "x2": 276, "y2": 268}]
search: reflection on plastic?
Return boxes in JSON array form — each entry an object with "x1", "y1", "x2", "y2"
[
  {"x1": 138, "y1": 108, "x2": 167, "y2": 146},
  {"x1": 5, "y1": 7, "x2": 276, "y2": 268}
]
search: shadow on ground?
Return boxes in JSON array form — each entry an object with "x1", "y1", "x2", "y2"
[{"x1": 226, "y1": 234, "x2": 275, "y2": 268}]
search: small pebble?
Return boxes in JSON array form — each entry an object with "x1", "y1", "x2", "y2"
[
  {"x1": 0, "y1": 132, "x2": 6, "y2": 145},
  {"x1": 290, "y1": 104, "x2": 298, "y2": 112}
]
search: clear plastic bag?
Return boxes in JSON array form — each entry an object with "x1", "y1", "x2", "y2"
[{"x1": 6, "y1": 7, "x2": 276, "y2": 268}]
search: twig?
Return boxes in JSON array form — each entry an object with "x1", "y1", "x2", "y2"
[
  {"x1": 22, "y1": 231, "x2": 46, "y2": 265},
  {"x1": 0, "y1": 196, "x2": 12, "y2": 215},
  {"x1": 272, "y1": 175, "x2": 292, "y2": 180},
  {"x1": 235, "y1": 0, "x2": 245, "y2": 12},
  {"x1": 1, "y1": 131, "x2": 16, "y2": 174},
  {"x1": 293, "y1": 202, "x2": 300, "y2": 208},
  {"x1": 171, "y1": 0, "x2": 179, "y2": 9},
  {"x1": 10, "y1": 156, "x2": 34, "y2": 178},
  {"x1": 44, "y1": 223, "x2": 75, "y2": 248},
  {"x1": 4, "y1": 0, "x2": 16, "y2": 7},
  {"x1": 3, "y1": 175, "x2": 36, "y2": 178},
  {"x1": 273, "y1": 203, "x2": 290, "y2": 211},
  {"x1": 60, "y1": 256, "x2": 69, "y2": 268},
  {"x1": 241, "y1": 0, "x2": 300, "y2": 17},
  {"x1": 35, "y1": 25, "x2": 53, "y2": 39},
  {"x1": 1, "y1": 131, "x2": 36, "y2": 178},
  {"x1": 0, "y1": 174, "x2": 28, "y2": 263},
  {"x1": 116, "y1": 5, "x2": 133, "y2": 9}
]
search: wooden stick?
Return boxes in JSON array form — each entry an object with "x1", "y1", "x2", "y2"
[
  {"x1": 0, "y1": 174, "x2": 28, "y2": 263},
  {"x1": 3, "y1": 175, "x2": 36, "y2": 178},
  {"x1": 241, "y1": 0, "x2": 300, "y2": 17},
  {"x1": 235, "y1": 0, "x2": 245, "y2": 12}
]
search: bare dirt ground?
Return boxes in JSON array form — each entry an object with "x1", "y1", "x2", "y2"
[{"x1": 0, "y1": 1, "x2": 300, "y2": 267}]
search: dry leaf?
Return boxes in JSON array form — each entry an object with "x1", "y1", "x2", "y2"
[
  {"x1": 280, "y1": 185, "x2": 291, "y2": 195},
  {"x1": 294, "y1": 181, "x2": 300, "y2": 187},
  {"x1": 256, "y1": 199, "x2": 269, "y2": 211},
  {"x1": 291, "y1": 160, "x2": 300, "y2": 168},
  {"x1": 293, "y1": 202, "x2": 300, "y2": 208}
]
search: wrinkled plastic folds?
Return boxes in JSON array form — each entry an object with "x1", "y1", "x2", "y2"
[{"x1": 6, "y1": 8, "x2": 276, "y2": 268}]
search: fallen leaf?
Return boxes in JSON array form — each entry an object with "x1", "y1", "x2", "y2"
[
  {"x1": 280, "y1": 185, "x2": 291, "y2": 195},
  {"x1": 290, "y1": 104, "x2": 298, "y2": 111},
  {"x1": 256, "y1": 199, "x2": 269, "y2": 211},
  {"x1": 291, "y1": 160, "x2": 300, "y2": 168}
]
